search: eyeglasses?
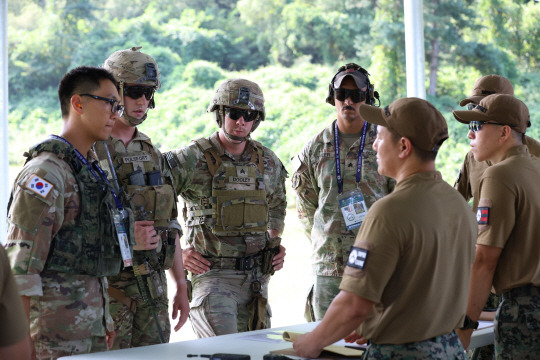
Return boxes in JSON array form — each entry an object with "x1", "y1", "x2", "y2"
[
  {"x1": 469, "y1": 120, "x2": 517, "y2": 132},
  {"x1": 80, "y1": 94, "x2": 124, "y2": 117},
  {"x1": 123, "y1": 86, "x2": 155, "y2": 100},
  {"x1": 334, "y1": 88, "x2": 367, "y2": 103},
  {"x1": 466, "y1": 103, "x2": 476, "y2": 110},
  {"x1": 224, "y1": 107, "x2": 258, "y2": 122}
]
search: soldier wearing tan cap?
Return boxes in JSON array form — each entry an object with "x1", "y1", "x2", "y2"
[
  {"x1": 454, "y1": 94, "x2": 540, "y2": 358},
  {"x1": 454, "y1": 75, "x2": 540, "y2": 212},
  {"x1": 293, "y1": 98, "x2": 476, "y2": 359}
]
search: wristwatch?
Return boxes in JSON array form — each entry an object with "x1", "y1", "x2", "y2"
[{"x1": 460, "y1": 315, "x2": 479, "y2": 330}]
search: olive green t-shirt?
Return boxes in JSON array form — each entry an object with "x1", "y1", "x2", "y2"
[
  {"x1": 340, "y1": 171, "x2": 476, "y2": 344},
  {"x1": 476, "y1": 145, "x2": 540, "y2": 294}
]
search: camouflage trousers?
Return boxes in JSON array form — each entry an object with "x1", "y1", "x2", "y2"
[
  {"x1": 34, "y1": 336, "x2": 108, "y2": 360},
  {"x1": 312, "y1": 275, "x2": 342, "y2": 321},
  {"x1": 189, "y1": 268, "x2": 271, "y2": 338},
  {"x1": 108, "y1": 270, "x2": 170, "y2": 349},
  {"x1": 364, "y1": 331, "x2": 467, "y2": 360},
  {"x1": 495, "y1": 285, "x2": 540, "y2": 359}
]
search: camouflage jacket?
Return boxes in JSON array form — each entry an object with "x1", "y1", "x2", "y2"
[
  {"x1": 5, "y1": 139, "x2": 114, "y2": 339},
  {"x1": 167, "y1": 132, "x2": 287, "y2": 257},
  {"x1": 292, "y1": 121, "x2": 394, "y2": 276}
]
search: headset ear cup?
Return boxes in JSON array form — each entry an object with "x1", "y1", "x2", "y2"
[{"x1": 326, "y1": 84, "x2": 335, "y2": 106}]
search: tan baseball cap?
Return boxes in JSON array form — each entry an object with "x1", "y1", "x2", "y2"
[
  {"x1": 459, "y1": 74, "x2": 514, "y2": 107},
  {"x1": 359, "y1": 97, "x2": 449, "y2": 152},
  {"x1": 453, "y1": 94, "x2": 530, "y2": 133}
]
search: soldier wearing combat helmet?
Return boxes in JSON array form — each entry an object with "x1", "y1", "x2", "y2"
[
  {"x1": 95, "y1": 47, "x2": 189, "y2": 349},
  {"x1": 165, "y1": 78, "x2": 287, "y2": 337}
]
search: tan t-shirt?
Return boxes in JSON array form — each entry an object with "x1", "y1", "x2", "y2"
[
  {"x1": 340, "y1": 171, "x2": 476, "y2": 344},
  {"x1": 0, "y1": 246, "x2": 29, "y2": 346},
  {"x1": 455, "y1": 135, "x2": 540, "y2": 212},
  {"x1": 476, "y1": 145, "x2": 540, "y2": 294}
]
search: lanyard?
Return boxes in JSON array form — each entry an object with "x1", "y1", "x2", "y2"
[
  {"x1": 50, "y1": 135, "x2": 124, "y2": 209},
  {"x1": 333, "y1": 121, "x2": 368, "y2": 194}
]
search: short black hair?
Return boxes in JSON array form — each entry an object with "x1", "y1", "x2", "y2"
[
  {"x1": 58, "y1": 66, "x2": 118, "y2": 118},
  {"x1": 387, "y1": 125, "x2": 437, "y2": 162}
]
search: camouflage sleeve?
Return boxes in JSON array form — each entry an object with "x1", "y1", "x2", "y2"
[
  {"x1": 165, "y1": 145, "x2": 199, "y2": 195},
  {"x1": 291, "y1": 150, "x2": 319, "y2": 241},
  {"x1": 156, "y1": 148, "x2": 183, "y2": 237},
  {"x1": 454, "y1": 152, "x2": 472, "y2": 201},
  {"x1": 265, "y1": 151, "x2": 287, "y2": 235},
  {"x1": 5, "y1": 156, "x2": 75, "y2": 296}
]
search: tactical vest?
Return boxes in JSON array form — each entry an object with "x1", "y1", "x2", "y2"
[
  {"x1": 94, "y1": 139, "x2": 178, "y2": 270},
  {"x1": 23, "y1": 139, "x2": 122, "y2": 276},
  {"x1": 184, "y1": 138, "x2": 269, "y2": 237},
  {"x1": 95, "y1": 139, "x2": 177, "y2": 227}
]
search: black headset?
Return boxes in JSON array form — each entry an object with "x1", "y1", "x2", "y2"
[{"x1": 326, "y1": 63, "x2": 380, "y2": 107}]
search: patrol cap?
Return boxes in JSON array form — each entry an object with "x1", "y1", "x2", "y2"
[
  {"x1": 459, "y1": 75, "x2": 514, "y2": 107},
  {"x1": 359, "y1": 97, "x2": 449, "y2": 152},
  {"x1": 453, "y1": 94, "x2": 530, "y2": 133},
  {"x1": 333, "y1": 68, "x2": 368, "y2": 90}
]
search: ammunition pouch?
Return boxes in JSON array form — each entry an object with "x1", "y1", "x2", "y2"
[
  {"x1": 247, "y1": 290, "x2": 269, "y2": 331},
  {"x1": 213, "y1": 189, "x2": 268, "y2": 235},
  {"x1": 126, "y1": 184, "x2": 176, "y2": 227},
  {"x1": 204, "y1": 252, "x2": 264, "y2": 271},
  {"x1": 261, "y1": 237, "x2": 281, "y2": 275}
]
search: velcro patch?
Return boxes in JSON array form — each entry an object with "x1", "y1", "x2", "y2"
[
  {"x1": 347, "y1": 246, "x2": 368, "y2": 270},
  {"x1": 123, "y1": 154, "x2": 151, "y2": 163},
  {"x1": 477, "y1": 207, "x2": 489, "y2": 225},
  {"x1": 25, "y1": 175, "x2": 54, "y2": 198}
]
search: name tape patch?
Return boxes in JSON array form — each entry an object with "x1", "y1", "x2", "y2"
[
  {"x1": 25, "y1": 175, "x2": 54, "y2": 198},
  {"x1": 123, "y1": 154, "x2": 151, "y2": 163},
  {"x1": 477, "y1": 207, "x2": 489, "y2": 225},
  {"x1": 347, "y1": 246, "x2": 368, "y2": 270}
]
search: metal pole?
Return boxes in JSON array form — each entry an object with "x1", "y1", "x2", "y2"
[
  {"x1": 0, "y1": 0, "x2": 8, "y2": 245},
  {"x1": 404, "y1": 0, "x2": 426, "y2": 99}
]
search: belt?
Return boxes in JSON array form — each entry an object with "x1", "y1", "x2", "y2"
[
  {"x1": 204, "y1": 253, "x2": 264, "y2": 271},
  {"x1": 502, "y1": 284, "x2": 540, "y2": 300}
]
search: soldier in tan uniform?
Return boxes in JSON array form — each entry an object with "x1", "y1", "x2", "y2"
[
  {"x1": 291, "y1": 63, "x2": 393, "y2": 321},
  {"x1": 454, "y1": 94, "x2": 540, "y2": 359},
  {"x1": 5, "y1": 66, "x2": 126, "y2": 359},
  {"x1": 454, "y1": 74, "x2": 540, "y2": 211},
  {"x1": 165, "y1": 78, "x2": 287, "y2": 337},
  {"x1": 294, "y1": 97, "x2": 476, "y2": 359},
  {"x1": 95, "y1": 47, "x2": 189, "y2": 348}
]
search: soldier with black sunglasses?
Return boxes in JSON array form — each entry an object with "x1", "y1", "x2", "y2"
[
  {"x1": 291, "y1": 63, "x2": 394, "y2": 322},
  {"x1": 94, "y1": 47, "x2": 190, "y2": 349},
  {"x1": 164, "y1": 78, "x2": 287, "y2": 338}
]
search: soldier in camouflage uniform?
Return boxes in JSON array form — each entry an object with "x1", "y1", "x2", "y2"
[
  {"x1": 291, "y1": 64, "x2": 393, "y2": 321},
  {"x1": 4, "y1": 66, "x2": 126, "y2": 360},
  {"x1": 294, "y1": 97, "x2": 475, "y2": 359},
  {"x1": 96, "y1": 47, "x2": 190, "y2": 349},
  {"x1": 164, "y1": 78, "x2": 287, "y2": 338},
  {"x1": 454, "y1": 94, "x2": 540, "y2": 359}
]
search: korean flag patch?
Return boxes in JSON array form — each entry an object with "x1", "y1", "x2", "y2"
[
  {"x1": 477, "y1": 207, "x2": 489, "y2": 225},
  {"x1": 25, "y1": 175, "x2": 54, "y2": 198},
  {"x1": 347, "y1": 246, "x2": 368, "y2": 270}
]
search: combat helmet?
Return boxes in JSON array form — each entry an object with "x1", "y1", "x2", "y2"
[
  {"x1": 207, "y1": 78, "x2": 265, "y2": 142},
  {"x1": 103, "y1": 46, "x2": 160, "y2": 126}
]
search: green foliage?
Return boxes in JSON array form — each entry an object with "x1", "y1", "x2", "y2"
[{"x1": 6, "y1": 0, "x2": 540, "y2": 190}]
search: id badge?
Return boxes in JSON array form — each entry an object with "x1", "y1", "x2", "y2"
[
  {"x1": 112, "y1": 208, "x2": 133, "y2": 267},
  {"x1": 337, "y1": 188, "x2": 368, "y2": 230}
]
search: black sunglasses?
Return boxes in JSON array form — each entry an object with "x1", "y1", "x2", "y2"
[
  {"x1": 123, "y1": 86, "x2": 155, "y2": 100},
  {"x1": 225, "y1": 107, "x2": 258, "y2": 122},
  {"x1": 334, "y1": 88, "x2": 367, "y2": 103},
  {"x1": 80, "y1": 94, "x2": 124, "y2": 117},
  {"x1": 469, "y1": 120, "x2": 517, "y2": 133}
]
